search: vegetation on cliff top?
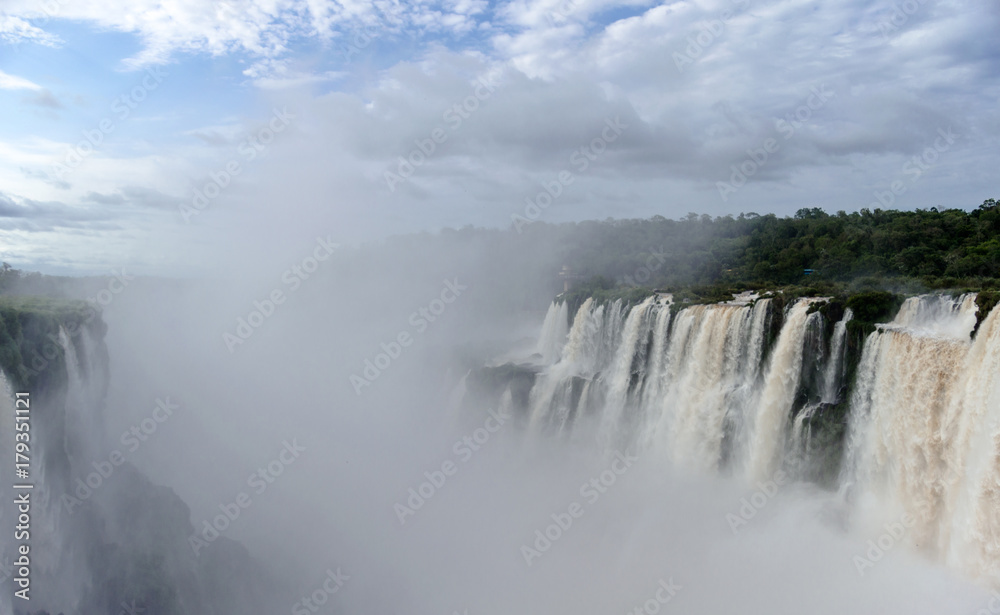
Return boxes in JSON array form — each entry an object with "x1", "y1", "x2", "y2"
[
  {"x1": 541, "y1": 199, "x2": 999, "y2": 290},
  {"x1": 550, "y1": 199, "x2": 998, "y2": 330},
  {"x1": 0, "y1": 292, "x2": 104, "y2": 391}
]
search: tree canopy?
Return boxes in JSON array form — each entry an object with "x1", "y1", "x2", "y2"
[{"x1": 521, "y1": 199, "x2": 1000, "y2": 292}]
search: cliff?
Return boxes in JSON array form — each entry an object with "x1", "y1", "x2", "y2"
[{"x1": 0, "y1": 297, "x2": 286, "y2": 615}]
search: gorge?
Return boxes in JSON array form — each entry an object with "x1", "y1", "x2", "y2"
[
  {"x1": 2, "y1": 279, "x2": 999, "y2": 614},
  {"x1": 0, "y1": 299, "x2": 284, "y2": 615}
]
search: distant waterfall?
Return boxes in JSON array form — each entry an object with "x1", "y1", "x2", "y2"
[
  {"x1": 462, "y1": 289, "x2": 1000, "y2": 585},
  {"x1": 0, "y1": 308, "x2": 289, "y2": 615},
  {"x1": 823, "y1": 307, "x2": 853, "y2": 403},
  {"x1": 789, "y1": 308, "x2": 853, "y2": 467},
  {"x1": 61, "y1": 326, "x2": 109, "y2": 468},
  {"x1": 517, "y1": 293, "x2": 869, "y2": 479},
  {"x1": 536, "y1": 301, "x2": 570, "y2": 365},
  {"x1": 746, "y1": 301, "x2": 818, "y2": 481},
  {"x1": 518, "y1": 292, "x2": 998, "y2": 504},
  {"x1": 0, "y1": 322, "x2": 110, "y2": 615},
  {"x1": 598, "y1": 296, "x2": 655, "y2": 449},
  {"x1": 647, "y1": 299, "x2": 771, "y2": 472},
  {"x1": 528, "y1": 298, "x2": 625, "y2": 435},
  {"x1": 891, "y1": 293, "x2": 979, "y2": 338}
]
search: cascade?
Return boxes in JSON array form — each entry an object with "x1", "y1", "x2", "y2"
[
  {"x1": 0, "y1": 320, "x2": 110, "y2": 614},
  {"x1": 942, "y1": 304, "x2": 1000, "y2": 581},
  {"x1": 841, "y1": 294, "x2": 1000, "y2": 582},
  {"x1": 0, "y1": 305, "x2": 286, "y2": 614},
  {"x1": 654, "y1": 301, "x2": 770, "y2": 472},
  {"x1": 745, "y1": 301, "x2": 818, "y2": 481},
  {"x1": 474, "y1": 289, "x2": 1000, "y2": 584},
  {"x1": 598, "y1": 296, "x2": 655, "y2": 449},
  {"x1": 506, "y1": 291, "x2": 1000, "y2": 582},
  {"x1": 527, "y1": 298, "x2": 599, "y2": 434},
  {"x1": 822, "y1": 307, "x2": 853, "y2": 402},
  {"x1": 536, "y1": 301, "x2": 570, "y2": 365},
  {"x1": 789, "y1": 308, "x2": 854, "y2": 471},
  {"x1": 527, "y1": 296, "x2": 781, "y2": 472}
]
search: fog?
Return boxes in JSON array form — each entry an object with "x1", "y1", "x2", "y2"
[
  {"x1": 80, "y1": 233, "x2": 989, "y2": 615},
  {"x1": 3, "y1": 2, "x2": 1000, "y2": 613}
]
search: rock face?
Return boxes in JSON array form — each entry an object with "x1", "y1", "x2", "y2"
[{"x1": 0, "y1": 298, "x2": 286, "y2": 615}]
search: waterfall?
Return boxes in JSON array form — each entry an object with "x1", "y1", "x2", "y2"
[
  {"x1": 941, "y1": 303, "x2": 1000, "y2": 581},
  {"x1": 527, "y1": 298, "x2": 607, "y2": 434},
  {"x1": 0, "y1": 368, "x2": 19, "y2": 613},
  {"x1": 650, "y1": 300, "x2": 769, "y2": 472},
  {"x1": 559, "y1": 298, "x2": 603, "y2": 370},
  {"x1": 790, "y1": 404, "x2": 819, "y2": 461},
  {"x1": 637, "y1": 300, "x2": 674, "y2": 434},
  {"x1": 482, "y1": 289, "x2": 1000, "y2": 585},
  {"x1": 789, "y1": 307, "x2": 854, "y2": 468},
  {"x1": 0, "y1": 304, "x2": 289, "y2": 614},
  {"x1": 60, "y1": 326, "x2": 108, "y2": 468},
  {"x1": 846, "y1": 327, "x2": 967, "y2": 549},
  {"x1": 822, "y1": 308, "x2": 853, "y2": 402},
  {"x1": 521, "y1": 293, "x2": 991, "y2": 491},
  {"x1": 890, "y1": 293, "x2": 979, "y2": 338},
  {"x1": 598, "y1": 296, "x2": 655, "y2": 449},
  {"x1": 522, "y1": 294, "x2": 777, "y2": 471},
  {"x1": 745, "y1": 301, "x2": 817, "y2": 481},
  {"x1": 841, "y1": 293, "x2": 1000, "y2": 583},
  {"x1": 536, "y1": 301, "x2": 570, "y2": 364},
  {"x1": 0, "y1": 321, "x2": 110, "y2": 615}
]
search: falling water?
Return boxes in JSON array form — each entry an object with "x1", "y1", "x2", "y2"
[
  {"x1": 636, "y1": 300, "x2": 674, "y2": 434},
  {"x1": 0, "y1": 368, "x2": 18, "y2": 615},
  {"x1": 536, "y1": 301, "x2": 570, "y2": 365},
  {"x1": 497, "y1": 290, "x2": 1000, "y2": 584},
  {"x1": 841, "y1": 293, "x2": 1000, "y2": 583},
  {"x1": 61, "y1": 326, "x2": 108, "y2": 467},
  {"x1": 789, "y1": 308, "x2": 854, "y2": 465},
  {"x1": 528, "y1": 298, "x2": 616, "y2": 434},
  {"x1": 526, "y1": 295, "x2": 784, "y2": 474},
  {"x1": 745, "y1": 301, "x2": 818, "y2": 481},
  {"x1": 0, "y1": 323, "x2": 110, "y2": 614},
  {"x1": 891, "y1": 293, "x2": 979, "y2": 338},
  {"x1": 476, "y1": 288, "x2": 1000, "y2": 585},
  {"x1": 598, "y1": 296, "x2": 655, "y2": 449},
  {"x1": 941, "y1": 303, "x2": 1000, "y2": 581},
  {"x1": 654, "y1": 301, "x2": 770, "y2": 472},
  {"x1": 823, "y1": 307, "x2": 853, "y2": 402}
]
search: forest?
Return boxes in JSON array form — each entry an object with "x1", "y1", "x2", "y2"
[
  {"x1": 551, "y1": 199, "x2": 998, "y2": 286},
  {"x1": 1, "y1": 199, "x2": 997, "y2": 315},
  {"x1": 537, "y1": 199, "x2": 1000, "y2": 305}
]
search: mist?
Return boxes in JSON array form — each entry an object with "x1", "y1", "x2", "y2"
[
  {"x1": 3, "y1": 1, "x2": 1000, "y2": 614},
  {"x1": 66, "y1": 233, "x2": 988, "y2": 615}
]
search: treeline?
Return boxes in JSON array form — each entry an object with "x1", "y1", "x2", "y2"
[
  {"x1": 0, "y1": 263, "x2": 78, "y2": 296},
  {"x1": 538, "y1": 199, "x2": 1000, "y2": 293},
  {"x1": 366, "y1": 198, "x2": 1000, "y2": 310},
  {"x1": 2, "y1": 199, "x2": 997, "y2": 313}
]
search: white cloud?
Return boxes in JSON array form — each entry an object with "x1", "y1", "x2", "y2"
[
  {"x1": 0, "y1": 0, "x2": 999, "y2": 273},
  {"x1": 0, "y1": 69, "x2": 42, "y2": 91},
  {"x1": 253, "y1": 70, "x2": 346, "y2": 89},
  {"x1": 0, "y1": 14, "x2": 62, "y2": 47},
  {"x1": 0, "y1": 0, "x2": 490, "y2": 79}
]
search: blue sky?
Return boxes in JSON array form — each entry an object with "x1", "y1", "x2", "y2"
[{"x1": 1, "y1": 0, "x2": 998, "y2": 274}]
